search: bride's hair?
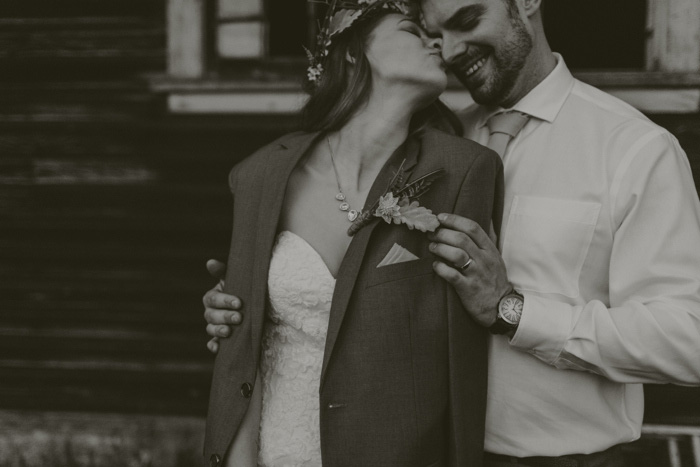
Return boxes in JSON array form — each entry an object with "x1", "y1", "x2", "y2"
[{"x1": 299, "y1": 9, "x2": 462, "y2": 136}]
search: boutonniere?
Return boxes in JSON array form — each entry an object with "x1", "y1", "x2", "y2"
[{"x1": 347, "y1": 162, "x2": 445, "y2": 236}]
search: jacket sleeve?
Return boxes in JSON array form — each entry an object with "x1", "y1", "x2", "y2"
[
  {"x1": 445, "y1": 148, "x2": 503, "y2": 467},
  {"x1": 452, "y1": 149, "x2": 505, "y2": 236}
]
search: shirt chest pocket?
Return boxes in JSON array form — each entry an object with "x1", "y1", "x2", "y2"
[{"x1": 502, "y1": 195, "x2": 601, "y2": 298}]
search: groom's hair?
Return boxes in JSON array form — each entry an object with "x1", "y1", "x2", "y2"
[
  {"x1": 416, "y1": 0, "x2": 520, "y2": 18},
  {"x1": 299, "y1": 8, "x2": 462, "y2": 136}
]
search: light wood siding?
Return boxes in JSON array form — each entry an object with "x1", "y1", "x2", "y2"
[
  {"x1": 646, "y1": 0, "x2": 700, "y2": 72},
  {"x1": 167, "y1": 0, "x2": 205, "y2": 77}
]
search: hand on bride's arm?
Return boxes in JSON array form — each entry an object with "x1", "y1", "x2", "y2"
[
  {"x1": 428, "y1": 213, "x2": 512, "y2": 328},
  {"x1": 203, "y1": 259, "x2": 244, "y2": 353}
]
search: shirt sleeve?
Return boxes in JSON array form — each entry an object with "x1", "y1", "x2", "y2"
[{"x1": 510, "y1": 130, "x2": 700, "y2": 385}]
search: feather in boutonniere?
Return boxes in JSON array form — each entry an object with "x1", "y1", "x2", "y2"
[
  {"x1": 347, "y1": 166, "x2": 445, "y2": 236},
  {"x1": 394, "y1": 168, "x2": 445, "y2": 200}
]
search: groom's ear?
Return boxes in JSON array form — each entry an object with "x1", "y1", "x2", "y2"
[
  {"x1": 519, "y1": 0, "x2": 543, "y2": 17},
  {"x1": 345, "y1": 51, "x2": 356, "y2": 65}
]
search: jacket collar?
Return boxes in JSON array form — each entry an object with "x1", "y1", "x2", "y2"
[{"x1": 250, "y1": 131, "x2": 324, "y2": 360}]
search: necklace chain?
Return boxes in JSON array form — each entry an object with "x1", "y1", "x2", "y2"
[{"x1": 327, "y1": 135, "x2": 361, "y2": 222}]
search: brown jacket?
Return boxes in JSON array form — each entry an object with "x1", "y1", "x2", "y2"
[{"x1": 204, "y1": 128, "x2": 504, "y2": 467}]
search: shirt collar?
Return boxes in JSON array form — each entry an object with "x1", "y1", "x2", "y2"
[{"x1": 476, "y1": 53, "x2": 575, "y2": 129}]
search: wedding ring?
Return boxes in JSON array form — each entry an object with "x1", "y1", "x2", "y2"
[{"x1": 460, "y1": 258, "x2": 473, "y2": 271}]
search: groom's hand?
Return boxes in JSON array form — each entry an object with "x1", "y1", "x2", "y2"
[
  {"x1": 428, "y1": 213, "x2": 511, "y2": 328},
  {"x1": 203, "y1": 259, "x2": 244, "y2": 353}
]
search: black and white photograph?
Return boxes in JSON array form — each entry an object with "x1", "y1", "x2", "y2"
[{"x1": 1, "y1": 0, "x2": 700, "y2": 466}]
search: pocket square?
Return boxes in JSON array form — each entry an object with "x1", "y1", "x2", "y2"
[{"x1": 377, "y1": 243, "x2": 420, "y2": 268}]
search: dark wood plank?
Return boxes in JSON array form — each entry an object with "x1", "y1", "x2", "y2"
[
  {"x1": 0, "y1": 365, "x2": 211, "y2": 415},
  {"x1": 0, "y1": 29, "x2": 164, "y2": 59},
  {"x1": 0, "y1": 0, "x2": 163, "y2": 18},
  {"x1": 644, "y1": 385, "x2": 700, "y2": 425},
  {"x1": 0, "y1": 3, "x2": 165, "y2": 81},
  {"x1": 0, "y1": 328, "x2": 209, "y2": 360},
  {"x1": 0, "y1": 300, "x2": 206, "y2": 328}
]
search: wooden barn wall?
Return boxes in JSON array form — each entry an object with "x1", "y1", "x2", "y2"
[{"x1": 0, "y1": 0, "x2": 699, "y2": 465}]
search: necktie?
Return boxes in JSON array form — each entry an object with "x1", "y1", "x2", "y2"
[{"x1": 486, "y1": 111, "x2": 531, "y2": 157}]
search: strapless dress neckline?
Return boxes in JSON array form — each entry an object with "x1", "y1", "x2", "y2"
[{"x1": 258, "y1": 230, "x2": 335, "y2": 467}]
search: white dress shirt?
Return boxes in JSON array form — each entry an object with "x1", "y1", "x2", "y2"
[{"x1": 459, "y1": 54, "x2": 700, "y2": 457}]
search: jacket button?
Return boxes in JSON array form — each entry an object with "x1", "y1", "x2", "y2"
[
  {"x1": 240, "y1": 382, "x2": 253, "y2": 398},
  {"x1": 209, "y1": 453, "x2": 221, "y2": 467}
]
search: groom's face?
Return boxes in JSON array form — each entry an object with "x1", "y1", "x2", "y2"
[{"x1": 421, "y1": 0, "x2": 533, "y2": 107}]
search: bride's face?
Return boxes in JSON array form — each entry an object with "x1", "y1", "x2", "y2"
[{"x1": 364, "y1": 14, "x2": 447, "y2": 101}]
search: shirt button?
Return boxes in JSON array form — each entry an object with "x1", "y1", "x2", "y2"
[
  {"x1": 240, "y1": 382, "x2": 253, "y2": 398},
  {"x1": 209, "y1": 453, "x2": 221, "y2": 467},
  {"x1": 327, "y1": 402, "x2": 346, "y2": 409}
]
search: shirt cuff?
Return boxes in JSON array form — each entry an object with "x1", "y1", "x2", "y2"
[{"x1": 509, "y1": 293, "x2": 574, "y2": 364}]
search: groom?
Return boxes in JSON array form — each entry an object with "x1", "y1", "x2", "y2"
[{"x1": 203, "y1": 0, "x2": 700, "y2": 465}]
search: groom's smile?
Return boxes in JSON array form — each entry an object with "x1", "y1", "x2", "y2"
[{"x1": 449, "y1": 45, "x2": 490, "y2": 80}]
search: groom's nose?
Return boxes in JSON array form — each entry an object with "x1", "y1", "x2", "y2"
[
  {"x1": 426, "y1": 36, "x2": 442, "y2": 52},
  {"x1": 440, "y1": 33, "x2": 466, "y2": 65}
]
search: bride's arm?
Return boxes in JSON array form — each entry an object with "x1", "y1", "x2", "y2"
[{"x1": 224, "y1": 373, "x2": 262, "y2": 467}]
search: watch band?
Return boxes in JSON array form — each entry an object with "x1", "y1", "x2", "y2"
[{"x1": 488, "y1": 317, "x2": 515, "y2": 335}]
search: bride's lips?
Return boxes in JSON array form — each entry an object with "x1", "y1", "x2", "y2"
[{"x1": 429, "y1": 52, "x2": 446, "y2": 69}]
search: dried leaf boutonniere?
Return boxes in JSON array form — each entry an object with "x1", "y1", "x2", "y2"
[{"x1": 347, "y1": 167, "x2": 445, "y2": 236}]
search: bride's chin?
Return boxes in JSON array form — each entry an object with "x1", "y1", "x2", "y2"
[{"x1": 418, "y1": 79, "x2": 447, "y2": 101}]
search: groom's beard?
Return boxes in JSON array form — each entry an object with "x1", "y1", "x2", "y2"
[{"x1": 449, "y1": 17, "x2": 533, "y2": 107}]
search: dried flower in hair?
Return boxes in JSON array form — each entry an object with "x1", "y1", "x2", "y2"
[
  {"x1": 305, "y1": 0, "x2": 416, "y2": 86},
  {"x1": 307, "y1": 64, "x2": 324, "y2": 83}
]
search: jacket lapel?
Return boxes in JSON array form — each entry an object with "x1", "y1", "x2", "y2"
[
  {"x1": 320, "y1": 135, "x2": 420, "y2": 388},
  {"x1": 249, "y1": 132, "x2": 322, "y2": 362}
]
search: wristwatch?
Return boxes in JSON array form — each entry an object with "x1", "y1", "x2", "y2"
[{"x1": 489, "y1": 288, "x2": 524, "y2": 335}]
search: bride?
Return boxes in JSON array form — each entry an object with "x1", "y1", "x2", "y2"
[{"x1": 204, "y1": 1, "x2": 503, "y2": 466}]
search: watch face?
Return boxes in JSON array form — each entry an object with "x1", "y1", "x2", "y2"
[{"x1": 499, "y1": 296, "x2": 523, "y2": 325}]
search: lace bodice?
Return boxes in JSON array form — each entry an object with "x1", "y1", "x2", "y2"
[{"x1": 258, "y1": 231, "x2": 335, "y2": 467}]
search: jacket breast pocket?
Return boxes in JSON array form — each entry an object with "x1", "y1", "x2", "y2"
[
  {"x1": 365, "y1": 257, "x2": 435, "y2": 288},
  {"x1": 502, "y1": 195, "x2": 600, "y2": 298}
]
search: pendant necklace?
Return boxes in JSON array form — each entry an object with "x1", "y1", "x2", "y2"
[{"x1": 327, "y1": 135, "x2": 361, "y2": 222}]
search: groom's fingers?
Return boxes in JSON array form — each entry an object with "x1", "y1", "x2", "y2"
[
  {"x1": 206, "y1": 259, "x2": 227, "y2": 281},
  {"x1": 203, "y1": 288, "x2": 242, "y2": 311},
  {"x1": 206, "y1": 323, "x2": 233, "y2": 338},
  {"x1": 207, "y1": 337, "x2": 220, "y2": 354},
  {"x1": 432, "y1": 261, "x2": 476, "y2": 288},
  {"x1": 436, "y1": 214, "x2": 494, "y2": 251},
  {"x1": 428, "y1": 226, "x2": 481, "y2": 262},
  {"x1": 429, "y1": 241, "x2": 470, "y2": 268}
]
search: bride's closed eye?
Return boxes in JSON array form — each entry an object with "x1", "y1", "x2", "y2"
[{"x1": 400, "y1": 20, "x2": 423, "y2": 37}]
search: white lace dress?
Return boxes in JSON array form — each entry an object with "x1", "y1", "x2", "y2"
[{"x1": 258, "y1": 231, "x2": 335, "y2": 467}]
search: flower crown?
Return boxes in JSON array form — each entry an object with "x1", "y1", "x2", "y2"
[{"x1": 305, "y1": 0, "x2": 417, "y2": 85}]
